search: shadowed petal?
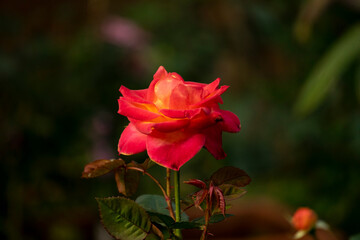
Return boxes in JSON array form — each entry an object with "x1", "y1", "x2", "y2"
[
  {"x1": 192, "y1": 85, "x2": 228, "y2": 107},
  {"x1": 203, "y1": 78, "x2": 220, "y2": 96},
  {"x1": 147, "y1": 132, "x2": 206, "y2": 171},
  {"x1": 118, "y1": 123, "x2": 147, "y2": 155},
  {"x1": 219, "y1": 109, "x2": 241, "y2": 133},
  {"x1": 131, "y1": 118, "x2": 190, "y2": 134},
  {"x1": 204, "y1": 126, "x2": 226, "y2": 159}
]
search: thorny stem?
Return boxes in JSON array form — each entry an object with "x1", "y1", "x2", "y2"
[
  {"x1": 174, "y1": 170, "x2": 182, "y2": 238},
  {"x1": 127, "y1": 166, "x2": 175, "y2": 220},
  {"x1": 166, "y1": 168, "x2": 171, "y2": 197}
]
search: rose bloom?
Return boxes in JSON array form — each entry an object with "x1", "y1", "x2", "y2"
[
  {"x1": 292, "y1": 207, "x2": 318, "y2": 231},
  {"x1": 117, "y1": 66, "x2": 240, "y2": 170}
]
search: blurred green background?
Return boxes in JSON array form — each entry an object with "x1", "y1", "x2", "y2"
[{"x1": 1, "y1": 0, "x2": 360, "y2": 239}]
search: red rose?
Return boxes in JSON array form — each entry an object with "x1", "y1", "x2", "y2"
[
  {"x1": 117, "y1": 66, "x2": 240, "y2": 170},
  {"x1": 292, "y1": 207, "x2": 318, "y2": 231}
]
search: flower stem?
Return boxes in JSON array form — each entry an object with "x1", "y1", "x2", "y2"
[
  {"x1": 174, "y1": 170, "x2": 182, "y2": 238},
  {"x1": 127, "y1": 166, "x2": 175, "y2": 220},
  {"x1": 166, "y1": 168, "x2": 171, "y2": 197}
]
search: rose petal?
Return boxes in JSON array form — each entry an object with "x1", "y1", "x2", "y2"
[
  {"x1": 131, "y1": 117, "x2": 190, "y2": 134},
  {"x1": 153, "y1": 74, "x2": 183, "y2": 108},
  {"x1": 188, "y1": 109, "x2": 221, "y2": 130},
  {"x1": 169, "y1": 84, "x2": 204, "y2": 109},
  {"x1": 203, "y1": 78, "x2": 220, "y2": 96},
  {"x1": 118, "y1": 98, "x2": 160, "y2": 120},
  {"x1": 147, "y1": 132, "x2": 206, "y2": 170},
  {"x1": 160, "y1": 108, "x2": 202, "y2": 119},
  {"x1": 119, "y1": 86, "x2": 149, "y2": 103},
  {"x1": 118, "y1": 123, "x2": 147, "y2": 155},
  {"x1": 192, "y1": 85, "x2": 228, "y2": 107},
  {"x1": 168, "y1": 84, "x2": 190, "y2": 109},
  {"x1": 204, "y1": 126, "x2": 226, "y2": 159},
  {"x1": 219, "y1": 109, "x2": 241, "y2": 133},
  {"x1": 153, "y1": 66, "x2": 168, "y2": 80},
  {"x1": 129, "y1": 118, "x2": 154, "y2": 134},
  {"x1": 153, "y1": 119, "x2": 190, "y2": 132},
  {"x1": 147, "y1": 66, "x2": 167, "y2": 102},
  {"x1": 169, "y1": 72, "x2": 184, "y2": 81}
]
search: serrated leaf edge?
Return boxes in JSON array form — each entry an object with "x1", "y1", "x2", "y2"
[{"x1": 96, "y1": 196, "x2": 152, "y2": 240}]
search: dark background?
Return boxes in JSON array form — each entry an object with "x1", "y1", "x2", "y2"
[{"x1": 1, "y1": 0, "x2": 359, "y2": 239}]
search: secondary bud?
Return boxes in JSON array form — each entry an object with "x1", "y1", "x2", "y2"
[{"x1": 292, "y1": 207, "x2": 318, "y2": 231}]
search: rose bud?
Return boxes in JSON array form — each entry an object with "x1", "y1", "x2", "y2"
[{"x1": 292, "y1": 207, "x2": 318, "y2": 231}]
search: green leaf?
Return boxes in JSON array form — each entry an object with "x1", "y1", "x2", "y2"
[
  {"x1": 136, "y1": 194, "x2": 189, "y2": 221},
  {"x1": 294, "y1": 23, "x2": 360, "y2": 116},
  {"x1": 82, "y1": 159, "x2": 125, "y2": 178},
  {"x1": 192, "y1": 214, "x2": 234, "y2": 225},
  {"x1": 144, "y1": 232, "x2": 161, "y2": 240},
  {"x1": 146, "y1": 225, "x2": 163, "y2": 240},
  {"x1": 219, "y1": 184, "x2": 247, "y2": 200},
  {"x1": 171, "y1": 221, "x2": 201, "y2": 229},
  {"x1": 147, "y1": 212, "x2": 175, "y2": 227},
  {"x1": 210, "y1": 166, "x2": 251, "y2": 187},
  {"x1": 96, "y1": 197, "x2": 152, "y2": 240},
  {"x1": 115, "y1": 167, "x2": 140, "y2": 196}
]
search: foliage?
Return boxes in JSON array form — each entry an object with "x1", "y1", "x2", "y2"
[
  {"x1": 294, "y1": 23, "x2": 360, "y2": 116},
  {"x1": 82, "y1": 160, "x2": 250, "y2": 239},
  {"x1": 1, "y1": 0, "x2": 360, "y2": 239}
]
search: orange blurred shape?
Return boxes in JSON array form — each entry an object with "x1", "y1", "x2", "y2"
[{"x1": 292, "y1": 207, "x2": 318, "y2": 231}]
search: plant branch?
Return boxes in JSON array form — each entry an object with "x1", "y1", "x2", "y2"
[{"x1": 127, "y1": 166, "x2": 175, "y2": 220}]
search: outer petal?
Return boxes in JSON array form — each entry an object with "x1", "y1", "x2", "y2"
[
  {"x1": 147, "y1": 132, "x2": 206, "y2": 171},
  {"x1": 203, "y1": 78, "x2": 220, "y2": 96},
  {"x1": 188, "y1": 110, "x2": 222, "y2": 130},
  {"x1": 203, "y1": 126, "x2": 226, "y2": 159},
  {"x1": 219, "y1": 109, "x2": 241, "y2": 133},
  {"x1": 118, "y1": 123, "x2": 147, "y2": 155},
  {"x1": 119, "y1": 86, "x2": 149, "y2": 104},
  {"x1": 118, "y1": 98, "x2": 160, "y2": 120},
  {"x1": 192, "y1": 85, "x2": 228, "y2": 107}
]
